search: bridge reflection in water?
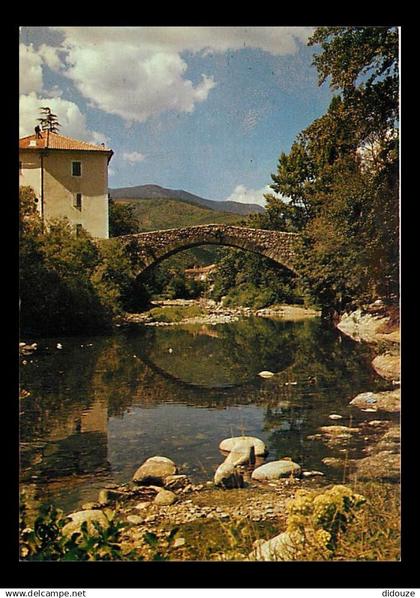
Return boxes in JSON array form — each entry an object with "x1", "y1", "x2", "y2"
[{"x1": 19, "y1": 317, "x2": 384, "y2": 514}]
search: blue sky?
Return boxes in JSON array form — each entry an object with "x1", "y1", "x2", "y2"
[{"x1": 19, "y1": 27, "x2": 333, "y2": 206}]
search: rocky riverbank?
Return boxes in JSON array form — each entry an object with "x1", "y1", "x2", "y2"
[
  {"x1": 119, "y1": 299, "x2": 320, "y2": 328},
  {"x1": 335, "y1": 303, "x2": 400, "y2": 484},
  {"x1": 58, "y1": 437, "x2": 330, "y2": 561}
]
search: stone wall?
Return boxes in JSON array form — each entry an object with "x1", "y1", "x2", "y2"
[{"x1": 116, "y1": 224, "x2": 298, "y2": 275}]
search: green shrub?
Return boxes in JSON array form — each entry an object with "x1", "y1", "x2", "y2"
[
  {"x1": 19, "y1": 186, "x2": 150, "y2": 335},
  {"x1": 148, "y1": 305, "x2": 203, "y2": 323},
  {"x1": 19, "y1": 502, "x2": 137, "y2": 561}
]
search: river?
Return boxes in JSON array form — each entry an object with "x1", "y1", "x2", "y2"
[{"x1": 19, "y1": 316, "x2": 392, "y2": 515}]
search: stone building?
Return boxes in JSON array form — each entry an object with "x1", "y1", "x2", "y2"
[
  {"x1": 184, "y1": 264, "x2": 217, "y2": 282},
  {"x1": 19, "y1": 131, "x2": 113, "y2": 238}
]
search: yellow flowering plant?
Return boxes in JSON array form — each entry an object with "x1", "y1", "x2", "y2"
[{"x1": 286, "y1": 485, "x2": 366, "y2": 558}]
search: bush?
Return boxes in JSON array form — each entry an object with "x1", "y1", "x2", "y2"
[
  {"x1": 19, "y1": 502, "x2": 137, "y2": 561},
  {"x1": 19, "y1": 186, "x2": 146, "y2": 336},
  {"x1": 283, "y1": 482, "x2": 400, "y2": 561},
  {"x1": 210, "y1": 248, "x2": 304, "y2": 308}
]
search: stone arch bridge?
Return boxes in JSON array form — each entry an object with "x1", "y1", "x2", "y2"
[{"x1": 112, "y1": 224, "x2": 299, "y2": 277}]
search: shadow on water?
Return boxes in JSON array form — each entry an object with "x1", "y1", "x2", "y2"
[{"x1": 20, "y1": 316, "x2": 391, "y2": 513}]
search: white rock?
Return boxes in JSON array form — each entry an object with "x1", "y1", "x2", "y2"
[
  {"x1": 219, "y1": 436, "x2": 267, "y2": 457},
  {"x1": 225, "y1": 445, "x2": 255, "y2": 466},
  {"x1": 249, "y1": 531, "x2": 301, "y2": 561},
  {"x1": 133, "y1": 456, "x2": 177, "y2": 485},
  {"x1": 329, "y1": 414, "x2": 343, "y2": 420},
  {"x1": 258, "y1": 371, "x2": 275, "y2": 378},
  {"x1": 252, "y1": 460, "x2": 301, "y2": 481},
  {"x1": 62, "y1": 510, "x2": 109, "y2": 537},
  {"x1": 214, "y1": 462, "x2": 243, "y2": 488}
]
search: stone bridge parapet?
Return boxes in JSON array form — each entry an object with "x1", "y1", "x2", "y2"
[{"x1": 113, "y1": 224, "x2": 298, "y2": 276}]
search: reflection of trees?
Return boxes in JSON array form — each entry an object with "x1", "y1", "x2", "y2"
[
  {"x1": 142, "y1": 317, "x2": 298, "y2": 386},
  {"x1": 19, "y1": 318, "x2": 388, "y2": 508},
  {"x1": 257, "y1": 319, "x2": 388, "y2": 473}
]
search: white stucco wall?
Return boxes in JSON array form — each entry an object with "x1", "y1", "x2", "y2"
[{"x1": 19, "y1": 149, "x2": 110, "y2": 239}]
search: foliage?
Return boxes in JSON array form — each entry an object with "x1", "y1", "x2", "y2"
[
  {"x1": 38, "y1": 107, "x2": 61, "y2": 134},
  {"x1": 258, "y1": 26, "x2": 399, "y2": 312},
  {"x1": 209, "y1": 248, "x2": 304, "y2": 308},
  {"x1": 108, "y1": 198, "x2": 139, "y2": 237},
  {"x1": 282, "y1": 482, "x2": 400, "y2": 561},
  {"x1": 142, "y1": 527, "x2": 180, "y2": 560},
  {"x1": 19, "y1": 186, "x2": 150, "y2": 335},
  {"x1": 19, "y1": 502, "x2": 136, "y2": 561},
  {"x1": 141, "y1": 249, "x2": 211, "y2": 301},
  {"x1": 286, "y1": 485, "x2": 366, "y2": 558},
  {"x1": 333, "y1": 482, "x2": 400, "y2": 561}
]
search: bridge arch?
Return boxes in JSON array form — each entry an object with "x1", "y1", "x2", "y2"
[{"x1": 115, "y1": 224, "x2": 298, "y2": 277}]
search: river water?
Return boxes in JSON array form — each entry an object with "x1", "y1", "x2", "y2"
[{"x1": 20, "y1": 316, "x2": 392, "y2": 514}]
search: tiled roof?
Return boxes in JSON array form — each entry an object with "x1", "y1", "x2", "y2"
[{"x1": 19, "y1": 132, "x2": 112, "y2": 153}]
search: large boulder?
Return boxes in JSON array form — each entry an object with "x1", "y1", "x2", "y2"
[
  {"x1": 372, "y1": 353, "x2": 400, "y2": 381},
  {"x1": 224, "y1": 445, "x2": 255, "y2": 467},
  {"x1": 214, "y1": 462, "x2": 244, "y2": 489},
  {"x1": 350, "y1": 389, "x2": 400, "y2": 413},
  {"x1": 62, "y1": 509, "x2": 110, "y2": 537},
  {"x1": 132, "y1": 456, "x2": 177, "y2": 486},
  {"x1": 252, "y1": 460, "x2": 301, "y2": 481},
  {"x1": 219, "y1": 436, "x2": 267, "y2": 457}
]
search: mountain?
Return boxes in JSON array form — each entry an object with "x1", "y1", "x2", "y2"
[
  {"x1": 111, "y1": 197, "x2": 243, "y2": 232},
  {"x1": 109, "y1": 184, "x2": 265, "y2": 215}
]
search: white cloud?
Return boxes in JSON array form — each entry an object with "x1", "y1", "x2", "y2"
[
  {"x1": 53, "y1": 26, "x2": 312, "y2": 56},
  {"x1": 60, "y1": 40, "x2": 216, "y2": 123},
  {"x1": 37, "y1": 44, "x2": 63, "y2": 71},
  {"x1": 224, "y1": 184, "x2": 290, "y2": 207},
  {"x1": 19, "y1": 92, "x2": 105, "y2": 144},
  {"x1": 19, "y1": 41, "x2": 110, "y2": 145},
  {"x1": 34, "y1": 27, "x2": 311, "y2": 124},
  {"x1": 224, "y1": 184, "x2": 270, "y2": 207},
  {"x1": 123, "y1": 151, "x2": 146, "y2": 164},
  {"x1": 19, "y1": 43, "x2": 43, "y2": 94}
]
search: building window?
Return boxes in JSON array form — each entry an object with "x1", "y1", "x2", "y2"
[
  {"x1": 72, "y1": 161, "x2": 82, "y2": 177},
  {"x1": 75, "y1": 224, "x2": 83, "y2": 237},
  {"x1": 73, "y1": 193, "x2": 82, "y2": 210}
]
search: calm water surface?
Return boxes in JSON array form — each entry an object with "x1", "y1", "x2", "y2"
[{"x1": 20, "y1": 316, "x2": 392, "y2": 514}]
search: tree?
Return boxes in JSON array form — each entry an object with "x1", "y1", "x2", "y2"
[
  {"x1": 108, "y1": 198, "x2": 139, "y2": 237},
  {"x1": 261, "y1": 26, "x2": 399, "y2": 312},
  {"x1": 19, "y1": 186, "x2": 146, "y2": 335},
  {"x1": 38, "y1": 107, "x2": 61, "y2": 134}
]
